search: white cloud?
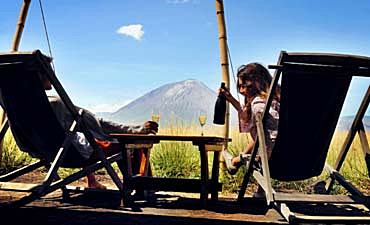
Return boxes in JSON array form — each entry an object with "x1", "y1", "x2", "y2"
[{"x1": 116, "y1": 24, "x2": 144, "y2": 41}]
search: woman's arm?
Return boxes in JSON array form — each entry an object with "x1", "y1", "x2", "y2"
[{"x1": 219, "y1": 88, "x2": 242, "y2": 112}]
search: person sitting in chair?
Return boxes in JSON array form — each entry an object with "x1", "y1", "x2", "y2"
[
  {"x1": 0, "y1": 60, "x2": 158, "y2": 189},
  {"x1": 220, "y1": 63, "x2": 280, "y2": 195},
  {"x1": 43, "y1": 74, "x2": 158, "y2": 189}
]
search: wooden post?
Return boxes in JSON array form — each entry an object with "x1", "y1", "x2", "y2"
[{"x1": 215, "y1": 0, "x2": 230, "y2": 149}]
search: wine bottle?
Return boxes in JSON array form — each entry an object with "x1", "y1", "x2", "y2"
[{"x1": 213, "y1": 82, "x2": 226, "y2": 125}]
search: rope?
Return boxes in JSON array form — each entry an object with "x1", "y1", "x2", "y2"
[
  {"x1": 38, "y1": 0, "x2": 56, "y2": 72},
  {"x1": 226, "y1": 43, "x2": 241, "y2": 103}
]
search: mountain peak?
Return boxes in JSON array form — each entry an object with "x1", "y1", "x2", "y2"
[
  {"x1": 107, "y1": 79, "x2": 217, "y2": 125},
  {"x1": 163, "y1": 79, "x2": 202, "y2": 98}
]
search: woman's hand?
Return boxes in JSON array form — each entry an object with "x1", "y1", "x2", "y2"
[
  {"x1": 140, "y1": 121, "x2": 159, "y2": 134},
  {"x1": 218, "y1": 87, "x2": 242, "y2": 112},
  {"x1": 218, "y1": 87, "x2": 233, "y2": 100}
]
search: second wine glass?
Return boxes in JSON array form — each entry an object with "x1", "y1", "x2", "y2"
[
  {"x1": 198, "y1": 114, "x2": 207, "y2": 136},
  {"x1": 151, "y1": 110, "x2": 160, "y2": 123}
]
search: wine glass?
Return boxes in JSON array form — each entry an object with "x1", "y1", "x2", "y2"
[
  {"x1": 198, "y1": 113, "x2": 207, "y2": 136},
  {"x1": 151, "y1": 110, "x2": 160, "y2": 123}
]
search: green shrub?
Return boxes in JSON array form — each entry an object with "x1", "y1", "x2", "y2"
[
  {"x1": 151, "y1": 142, "x2": 200, "y2": 178},
  {"x1": 0, "y1": 131, "x2": 33, "y2": 174}
]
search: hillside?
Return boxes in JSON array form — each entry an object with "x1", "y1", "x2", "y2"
[{"x1": 103, "y1": 79, "x2": 225, "y2": 125}]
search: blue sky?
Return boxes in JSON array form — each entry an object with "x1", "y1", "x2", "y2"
[{"x1": 1, "y1": 0, "x2": 369, "y2": 116}]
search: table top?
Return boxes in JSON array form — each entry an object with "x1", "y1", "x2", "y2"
[{"x1": 109, "y1": 134, "x2": 231, "y2": 143}]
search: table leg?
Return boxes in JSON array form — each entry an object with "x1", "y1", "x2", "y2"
[
  {"x1": 136, "y1": 148, "x2": 152, "y2": 198},
  {"x1": 211, "y1": 151, "x2": 220, "y2": 201},
  {"x1": 119, "y1": 147, "x2": 133, "y2": 207},
  {"x1": 139, "y1": 148, "x2": 151, "y2": 177},
  {"x1": 199, "y1": 144, "x2": 208, "y2": 207}
]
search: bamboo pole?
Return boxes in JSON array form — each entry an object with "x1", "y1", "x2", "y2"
[
  {"x1": 215, "y1": 0, "x2": 230, "y2": 179},
  {"x1": 215, "y1": 0, "x2": 230, "y2": 148},
  {"x1": 11, "y1": 0, "x2": 32, "y2": 52}
]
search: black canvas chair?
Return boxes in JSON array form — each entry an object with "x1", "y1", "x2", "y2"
[
  {"x1": 0, "y1": 50, "x2": 124, "y2": 207},
  {"x1": 237, "y1": 51, "x2": 370, "y2": 223}
]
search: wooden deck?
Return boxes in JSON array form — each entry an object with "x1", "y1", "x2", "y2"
[
  {"x1": 0, "y1": 189, "x2": 287, "y2": 225},
  {"x1": 1, "y1": 171, "x2": 369, "y2": 224},
  {"x1": 2, "y1": 188, "x2": 370, "y2": 224}
]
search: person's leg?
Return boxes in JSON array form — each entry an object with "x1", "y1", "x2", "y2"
[
  {"x1": 86, "y1": 173, "x2": 107, "y2": 189},
  {"x1": 222, "y1": 139, "x2": 255, "y2": 175},
  {"x1": 222, "y1": 150, "x2": 242, "y2": 175},
  {"x1": 84, "y1": 141, "x2": 122, "y2": 190},
  {"x1": 222, "y1": 140, "x2": 254, "y2": 174},
  {"x1": 252, "y1": 185, "x2": 265, "y2": 198},
  {"x1": 231, "y1": 155, "x2": 243, "y2": 166}
]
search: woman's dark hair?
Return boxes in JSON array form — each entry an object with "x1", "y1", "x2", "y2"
[
  {"x1": 237, "y1": 62, "x2": 280, "y2": 101},
  {"x1": 236, "y1": 62, "x2": 280, "y2": 122}
]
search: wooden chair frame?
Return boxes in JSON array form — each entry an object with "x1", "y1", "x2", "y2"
[
  {"x1": 237, "y1": 51, "x2": 370, "y2": 223},
  {"x1": 0, "y1": 50, "x2": 123, "y2": 207}
]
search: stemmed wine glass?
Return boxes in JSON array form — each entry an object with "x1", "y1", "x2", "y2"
[
  {"x1": 198, "y1": 113, "x2": 207, "y2": 136},
  {"x1": 151, "y1": 110, "x2": 160, "y2": 123}
]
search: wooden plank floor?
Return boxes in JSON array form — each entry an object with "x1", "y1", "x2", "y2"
[
  {"x1": 2, "y1": 172, "x2": 368, "y2": 224},
  {"x1": 0, "y1": 189, "x2": 287, "y2": 225},
  {"x1": 2, "y1": 189, "x2": 370, "y2": 224}
]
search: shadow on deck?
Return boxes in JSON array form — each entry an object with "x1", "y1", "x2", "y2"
[
  {"x1": 0, "y1": 190, "x2": 287, "y2": 225},
  {"x1": 4, "y1": 189, "x2": 370, "y2": 224}
]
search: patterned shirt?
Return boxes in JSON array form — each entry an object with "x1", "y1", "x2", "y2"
[{"x1": 238, "y1": 96, "x2": 280, "y2": 157}]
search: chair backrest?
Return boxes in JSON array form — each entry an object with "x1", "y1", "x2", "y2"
[
  {"x1": 268, "y1": 52, "x2": 370, "y2": 181},
  {"x1": 0, "y1": 51, "x2": 84, "y2": 167}
]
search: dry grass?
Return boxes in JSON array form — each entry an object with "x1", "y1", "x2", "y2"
[{"x1": 1, "y1": 125, "x2": 369, "y2": 195}]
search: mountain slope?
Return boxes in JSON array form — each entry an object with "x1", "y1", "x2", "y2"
[{"x1": 106, "y1": 79, "x2": 218, "y2": 125}]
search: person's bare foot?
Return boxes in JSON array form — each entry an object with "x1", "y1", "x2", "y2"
[
  {"x1": 86, "y1": 173, "x2": 107, "y2": 190},
  {"x1": 87, "y1": 180, "x2": 107, "y2": 190}
]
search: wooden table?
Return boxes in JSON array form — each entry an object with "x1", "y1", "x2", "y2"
[{"x1": 110, "y1": 134, "x2": 230, "y2": 207}]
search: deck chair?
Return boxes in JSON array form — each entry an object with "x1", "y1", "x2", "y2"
[
  {"x1": 237, "y1": 51, "x2": 370, "y2": 223},
  {"x1": 0, "y1": 50, "x2": 123, "y2": 207}
]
